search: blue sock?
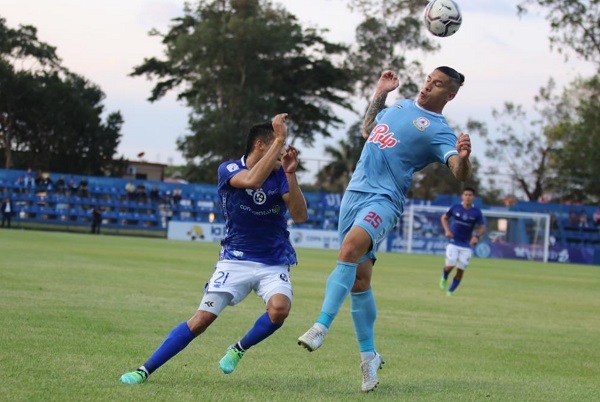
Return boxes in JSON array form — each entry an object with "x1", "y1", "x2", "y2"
[
  {"x1": 442, "y1": 268, "x2": 450, "y2": 280},
  {"x1": 238, "y1": 312, "x2": 283, "y2": 350},
  {"x1": 351, "y1": 289, "x2": 377, "y2": 353},
  {"x1": 449, "y1": 278, "x2": 461, "y2": 292},
  {"x1": 143, "y1": 322, "x2": 196, "y2": 374},
  {"x1": 316, "y1": 261, "x2": 358, "y2": 328}
]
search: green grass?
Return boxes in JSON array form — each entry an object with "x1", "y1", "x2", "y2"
[{"x1": 0, "y1": 229, "x2": 598, "y2": 401}]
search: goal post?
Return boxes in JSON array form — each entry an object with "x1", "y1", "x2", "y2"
[{"x1": 392, "y1": 204, "x2": 551, "y2": 263}]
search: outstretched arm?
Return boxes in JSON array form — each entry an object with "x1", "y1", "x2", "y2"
[{"x1": 361, "y1": 71, "x2": 400, "y2": 139}]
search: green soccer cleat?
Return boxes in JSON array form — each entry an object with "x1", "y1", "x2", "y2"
[
  {"x1": 119, "y1": 369, "x2": 148, "y2": 384},
  {"x1": 446, "y1": 290, "x2": 453, "y2": 297},
  {"x1": 219, "y1": 345, "x2": 245, "y2": 374},
  {"x1": 439, "y1": 277, "x2": 447, "y2": 290}
]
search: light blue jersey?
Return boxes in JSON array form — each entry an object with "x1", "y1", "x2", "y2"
[
  {"x1": 347, "y1": 99, "x2": 458, "y2": 213},
  {"x1": 217, "y1": 156, "x2": 297, "y2": 266}
]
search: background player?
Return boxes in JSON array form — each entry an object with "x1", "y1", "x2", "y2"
[
  {"x1": 298, "y1": 67, "x2": 473, "y2": 392},
  {"x1": 119, "y1": 113, "x2": 308, "y2": 384},
  {"x1": 439, "y1": 187, "x2": 486, "y2": 296}
]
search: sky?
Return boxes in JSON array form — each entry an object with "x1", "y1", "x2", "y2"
[{"x1": 2, "y1": 0, "x2": 596, "y2": 186}]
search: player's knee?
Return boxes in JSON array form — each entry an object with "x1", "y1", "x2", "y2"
[
  {"x1": 267, "y1": 305, "x2": 290, "y2": 324},
  {"x1": 266, "y1": 294, "x2": 291, "y2": 324},
  {"x1": 338, "y1": 243, "x2": 366, "y2": 262},
  {"x1": 351, "y1": 276, "x2": 371, "y2": 292}
]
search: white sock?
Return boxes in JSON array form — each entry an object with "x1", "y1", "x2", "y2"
[{"x1": 360, "y1": 351, "x2": 376, "y2": 362}]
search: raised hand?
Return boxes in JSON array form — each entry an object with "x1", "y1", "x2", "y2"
[
  {"x1": 456, "y1": 133, "x2": 471, "y2": 159},
  {"x1": 272, "y1": 113, "x2": 288, "y2": 143},
  {"x1": 282, "y1": 145, "x2": 299, "y2": 174},
  {"x1": 376, "y1": 70, "x2": 400, "y2": 94}
]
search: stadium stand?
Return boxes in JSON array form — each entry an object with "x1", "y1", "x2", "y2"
[
  {"x1": 0, "y1": 168, "x2": 339, "y2": 232},
  {"x1": 1, "y1": 168, "x2": 599, "y2": 251},
  {"x1": 510, "y1": 200, "x2": 600, "y2": 248}
]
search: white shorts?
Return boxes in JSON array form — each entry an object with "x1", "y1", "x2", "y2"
[
  {"x1": 445, "y1": 244, "x2": 472, "y2": 270},
  {"x1": 203, "y1": 260, "x2": 293, "y2": 306}
]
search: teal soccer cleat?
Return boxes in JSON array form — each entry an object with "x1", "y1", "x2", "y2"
[
  {"x1": 219, "y1": 345, "x2": 245, "y2": 374},
  {"x1": 119, "y1": 369, "x2": 148, "y2": 384}
]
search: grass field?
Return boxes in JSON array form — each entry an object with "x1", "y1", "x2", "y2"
[{"x1": 1, "y1": 229, "x2": 598, "y2": 402}]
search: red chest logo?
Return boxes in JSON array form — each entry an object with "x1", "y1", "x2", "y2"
[{"x1": 367, "y1": 124, "x2": 398, "y2": 149}]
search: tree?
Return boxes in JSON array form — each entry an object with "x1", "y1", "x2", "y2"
[
  {"x1": 474, "y1": 79, "x2": 570, "y2": 202},
  {"x1": 408, "y1": 157, "x2": 484, "y2": 201},
  {"x1": 517, "y1": 0, "x2": 600, "y2": 67},
  {"x1": 19, "y1": 72, "x2": 125, "y2": 175},
  {"x1": 0, "y1": 17, "x2": 124, "y2": 174},
  {"x1": 347, "y1": 0, "x2": 439, "y2": 100},
  {"x1": 131, "y1": 0, "x2": 354, "y2": 183},
  {"x1": 315, "y1": 121, "x2": 365, "y2": 192},
  {"x1": 0, "y1": 17, "x2": 60, "y2": 169},
  {"x1": 315, "y1": 0, "x2": 442, "y2": 190},
  {"x1": 547, "y1": 75, "x2": 600, "y2": 202}
]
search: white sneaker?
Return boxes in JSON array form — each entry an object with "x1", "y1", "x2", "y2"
[
  {"x1": 297, "y1": 325, "x2": 327, "y2": 352},
  {"x1": 360, "y1": 352, "x2": 384, "y2": 392}
]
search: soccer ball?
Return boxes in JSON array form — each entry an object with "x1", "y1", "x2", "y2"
[{"x1": 423, "y1": 0, "x2": 462, "y2": 38}]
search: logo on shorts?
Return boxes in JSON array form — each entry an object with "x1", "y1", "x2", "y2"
[{"x1": 279, "y1": 273, "x2": 289, "y2": 282}]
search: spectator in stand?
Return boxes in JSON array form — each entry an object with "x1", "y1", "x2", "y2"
[
  {"x1": 593, "y1": 208, "x2": 600, "y2": 227},
  {"x1": 578, "y1": 209, "x2": 589, "y2": 228},
  {"x1": 568, "y1": 208, "x2": 579, "y2": 227},
  {"x1": 68, "y1": 176, "x2": 79, "y2": 196},
  {"x1": 34, "y1": 170, "x2": 44, "y2": 190},
  {"x1": 90, "y1": 205, "x2": 103, "y2": 234},
  {"x1": 173, "y1": 187, "x2": 182, "y2": 204},
  {"x1": 43, "y1": 174, "x2": 54, "y2": 192},
  {"x1": 79, "y1": 177, "x2": 89, "y2": 197},
  {"x1": 55, "y1": 175, "x2": 66, "y2": 194},
  {"x1": 163, "y1": 190, "x2": 172, "y2": 206},
  {"x1": 1, "y1": 197, "x2": 14, "y2": 228},
  {"x1": 24, "y1": 168, "x2": 35, "y2": 190},
  {"x1": 14, "y1": 176, "x2": 24, "y2": 194},
  {"x1": 125, "y1": 180, "x2": 136, "y2": 201},
  {"x1": 136, "y1": 182, "x2": 147, "y2": 203},
  {"x1": 149, "y1": 185, "x2": 160, "y2": 204}
]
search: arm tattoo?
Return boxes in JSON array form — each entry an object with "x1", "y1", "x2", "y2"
[{"x1": 362, "y1": 92, "x2": 388, "y2": 138}]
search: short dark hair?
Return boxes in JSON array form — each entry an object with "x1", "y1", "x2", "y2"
[
  {"x1": 244, "y1": 123, "x2": 274, "y2": 156},
  {"x1": 436, "y1": 66, "x2": 465, "y2": 90},
  {"x1": 462, "y1": 187, "x2": 476, "y2": 195}
]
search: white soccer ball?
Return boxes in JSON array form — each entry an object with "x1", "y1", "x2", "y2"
[{"x1": 423, "y1": 0, "x2": 462, "y2": 38}]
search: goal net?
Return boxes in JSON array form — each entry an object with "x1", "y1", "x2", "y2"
[{"x1": 385, "y1": 204, "x2": 551, "y2": 263}]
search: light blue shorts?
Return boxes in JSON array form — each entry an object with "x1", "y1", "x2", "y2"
[{"x1": 338, "y1": 190, "x2": 401, "y2": 263}]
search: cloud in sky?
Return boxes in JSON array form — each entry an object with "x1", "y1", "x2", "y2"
[{"x1": 2, "y1": 0, "x2": 596, "y2": 182}]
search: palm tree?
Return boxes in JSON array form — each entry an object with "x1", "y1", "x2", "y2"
[{"x1": 316, "y1": 121, "x2": 364, "y2": 192}]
